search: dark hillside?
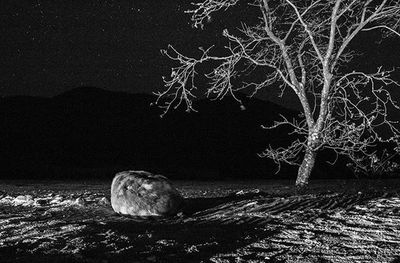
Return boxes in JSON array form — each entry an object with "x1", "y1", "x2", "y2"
[{"x1": 0, "y1": 87, "x2": 352, "y2": 180}]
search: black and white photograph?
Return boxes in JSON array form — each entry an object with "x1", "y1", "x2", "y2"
[{"x1": 1, "y1": 0, "x2": 400, "y2": 262}]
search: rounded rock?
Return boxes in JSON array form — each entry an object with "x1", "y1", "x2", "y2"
[{"x1": 111, "y1": 170, "x2": 183, "y2": 217}]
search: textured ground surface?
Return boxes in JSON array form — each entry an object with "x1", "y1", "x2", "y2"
[{"x1": 0, "y1": 179, "x2": 400, "y2": 262}]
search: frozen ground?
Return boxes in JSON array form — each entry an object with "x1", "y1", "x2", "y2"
[{"x1": 0, "y1": 179, "x2": 400, "y2": 262}]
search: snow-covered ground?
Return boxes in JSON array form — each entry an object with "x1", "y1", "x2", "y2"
[{"x1": 0, "y1": 180, "x2": 399, "y2": 262}]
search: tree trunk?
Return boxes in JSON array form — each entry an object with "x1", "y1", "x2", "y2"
[{"x1": 296, "y1": 148, "x2": 317, "y2": 188}]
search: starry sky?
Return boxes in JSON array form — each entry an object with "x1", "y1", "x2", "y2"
[
  {"x1": 0, "y1": 0, "x2": 208, "y2": 97},
  {"x1": 0, "y1": 1, "x2": 399, "y2": 110}
]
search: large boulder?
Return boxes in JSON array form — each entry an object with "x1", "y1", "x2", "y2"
[{"x1": 111, "y1": 170, "x2": 183, "y2": 216}]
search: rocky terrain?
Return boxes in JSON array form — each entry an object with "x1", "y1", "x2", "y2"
[{"x1": 0, "y1": 180, "x2": 400, "y2": 262}]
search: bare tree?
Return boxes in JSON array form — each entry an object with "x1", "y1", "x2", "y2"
[{"x1": 155, "y1": 0, "x2": 400, "y2": 188}]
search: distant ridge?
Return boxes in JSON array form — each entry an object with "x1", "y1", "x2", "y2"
[{"x1": 0, "y1": 86, "x2": 352, "y2": 180}]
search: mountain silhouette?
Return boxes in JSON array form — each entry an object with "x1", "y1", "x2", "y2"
[{"x1": 0, "y1": 87, "x2": 352, "y2": 180}]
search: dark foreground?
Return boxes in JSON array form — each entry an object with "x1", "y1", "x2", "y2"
[{"x1": 0, "y1": 179, "x2": 400, "y2": 263}]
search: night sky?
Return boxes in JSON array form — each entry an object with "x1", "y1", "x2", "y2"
[
  {"x1": 1, "y1": 1, "x2": 399, "y2": 110},
  {"x1": 0, "y1": 1, "x2": 202, "y2": 97}
]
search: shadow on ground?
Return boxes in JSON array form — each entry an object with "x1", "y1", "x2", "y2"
[
  {"x1": 0, "y1": 193, "x2": 279, "y2": 263},
  {"x1": 1, "y1": 186, "x2": 399, "y2": 262}
]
